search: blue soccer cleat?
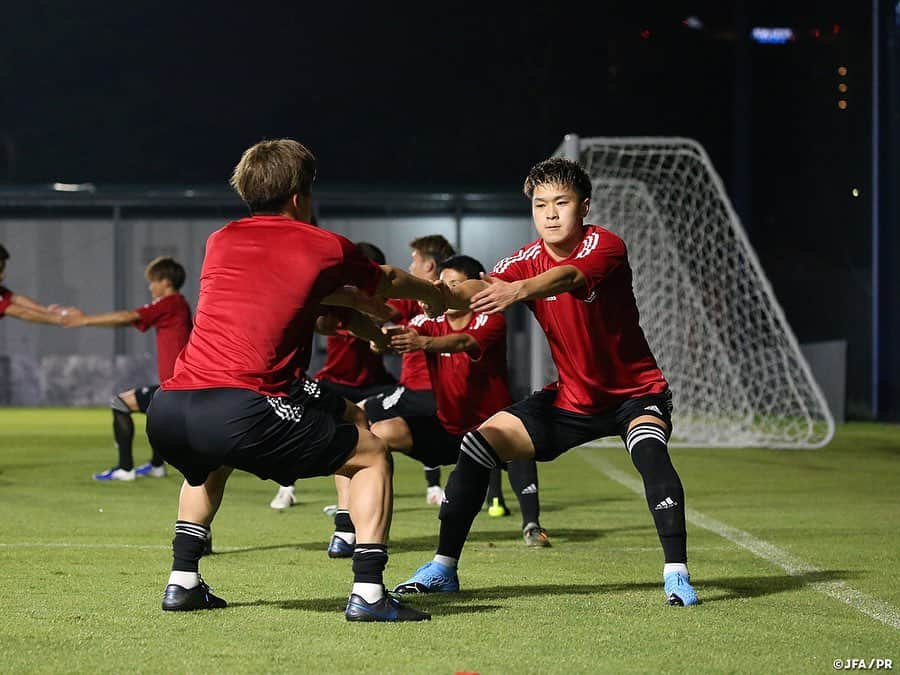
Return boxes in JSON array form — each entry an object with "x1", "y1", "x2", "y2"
[
  {"x1": 327, "y1": 534, "x2": 354, "y2": 559},
  {"x1": 345, "y1": 593, "x2": 431, "y2": 622},
  {"x1": 392, "y1": 561, "x2": 460, "y2": 594},
  {"x1": 664, "y1": 571, "x2": 700, "y2": 606}
]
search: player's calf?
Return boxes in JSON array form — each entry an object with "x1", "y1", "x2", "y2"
[{"x1": 626, "y1": 421, "x2": 697, "y2": 606}]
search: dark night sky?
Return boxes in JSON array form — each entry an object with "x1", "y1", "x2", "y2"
[{"x1": 1, "y1": 1, "x2": 859, "y2": 188}]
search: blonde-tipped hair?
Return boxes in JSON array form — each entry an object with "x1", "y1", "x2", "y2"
[{"x1": 230, "y1": 139, "x2": 317, "y2": 213}]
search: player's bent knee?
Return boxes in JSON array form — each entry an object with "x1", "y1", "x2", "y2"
[
  {"x1": 110, "y1": 395, "x2": 132, "y2": 414},
  {"x1": 340, "y1": 430, "x2": 390, "y2": 475}
]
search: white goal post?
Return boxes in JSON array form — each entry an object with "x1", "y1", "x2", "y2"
[{"x1": 532, "y1": 135, "x2": 834, "y2": 448}]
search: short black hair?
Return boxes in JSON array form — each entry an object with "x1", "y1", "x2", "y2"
[
  {"x1": 438, "y1": 254, "x2": 485, "y2": 281},
  {"x1": 523, "y1": 157, "x2": 593, "y2": 201},
  {"x1": 0, "y1": 243, "x2": 8, "y2": 261},
  {"x1": 355, "y1": 241, "x2": 386, "y2": 266}
]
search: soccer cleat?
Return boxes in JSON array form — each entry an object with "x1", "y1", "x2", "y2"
[
  {"x1": 161, "y1": 579, "x2": 227, "y2": 611},
  {"x1": 269, "y1": 485, "x2": 297, "y2": 510},
  {"x1": 392, "y1": 561, "x2": 460, "y2": 594},
  {"x1": 425, "y1": 485, "x2": 444, "y2": 506},
  {"x1": 345, "y1": 592, "x2": 431, "y2": 622},
  {"x1": 523, "y1": 522, "x2": 551, "y2": 547},
  {"x1": 322, "y1": 504, "x2": 339, "y2": 517},
  {"x1": 92, "y1": 467, "x2": 136, "y2": 482},
  {"x1": 135, "y1": 462, "x2": 167, "y2": 478},
  {"x1": 664, "y1": 571, "x2": 700, "y2": 607},
  {"x1": 488, "y1": 497, "x2": 510, "y2": 517},
  {"x1": 327, "y1": 534, "x2": 354, "y2": 559}
]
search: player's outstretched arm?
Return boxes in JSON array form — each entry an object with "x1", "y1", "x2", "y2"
[
  {"x1": 11, "y1": 293, "x2": 55, "y2": 313},
  {"x1": 389, "y1": 326, "x2": 477, "y2": 355},
  {"x1": 375, "y1": 265, "x2": 468, "y2": 316},
  {"x1": 343, "y1": 309, "x2": 390, "y2": 351},
  {"x1": 4, "y1": 303, "x2": 64, "y2": 325},
  {"x1": 61, "y1": 308, "x2": 140, "y2": 328},
  {"x1": 321, "y1": 286, "x2": 395, "y2": 323},
  {"x1": 470, "y1": 265, "x2": 587, "y2": 314}
]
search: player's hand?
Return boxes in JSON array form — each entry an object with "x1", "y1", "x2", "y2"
[
  {"x1": 60, "y1": 307, "x2": 86, "y2": 327},
  {"x1": 470, "y1": 274, "x2": 523, "y2": 314},
  {"x1": 389, "y1": 326, "x2": 424, "y2": 353}
]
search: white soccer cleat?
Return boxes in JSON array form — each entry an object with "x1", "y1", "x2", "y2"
[
  {"x1": 92, "y1": 467, "x2": 136, "y2": 482},
  {"x1": 269, "y1": 485, "x2": 297, "y2": 510},
  {"x1": 425, "y1": 485, "x2": 444, "y2": 506},
  {"x1": 135, "y1": 462, "x2": 167, "y2": 478},
  {"x1": 322, "y1": 504, "x2": 339, "y2": 517}
]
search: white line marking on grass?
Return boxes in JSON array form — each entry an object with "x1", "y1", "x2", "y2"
[
  {"x1": 578, "y1": 448, "x2": 900, "y2": 631},
  {"x1": 0, "y1": 543, "x2": 256, "y2": 553}
]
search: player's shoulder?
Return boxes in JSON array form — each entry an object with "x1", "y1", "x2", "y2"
[
  {"x1": 492, "y1": 238, "x2": 543, "y2": 274},
  {"x1": 470, "y1": 311, "x2": 504, "y2": 331},
  {"x1": 575, "y1": 225, "x2": 626, "y2": 259},
  {"x1": 410, "y1": 313, "x2": 443, "y2": 328}
]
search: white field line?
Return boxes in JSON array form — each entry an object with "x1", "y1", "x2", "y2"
[
  {"x1": 578, "y1": 448, "x2": 900, "y2": 631},
  {"x1": 0, "y1": 543, "x2": 256, "y2": 552}
]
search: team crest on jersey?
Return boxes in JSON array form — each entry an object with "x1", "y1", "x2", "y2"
[{"x1": 584, "y1": 290, "x2": 597, "y2": 304}]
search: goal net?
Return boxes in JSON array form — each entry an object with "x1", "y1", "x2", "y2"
[{"x1": 537, "y1": 136, "x2": 834, "y2": 448}]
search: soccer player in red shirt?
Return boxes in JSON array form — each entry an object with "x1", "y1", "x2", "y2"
[
  {"x1": 0, "y1": 244, "x2": 65, "y2": 325},
  {"x1": 324, "y1": 235, "x2": 456, "y2": 557},
  {"x1": 146, "y1": 139, "x2": 450, "y2": 621},
  {"x1": 395, "y1": 158, "x2": 698, "y2": 607},
  {"x1": 326, "y1": 255, "x2": 548, "y2": 558},
  {"x1": 61, "y1": 257, "x2": 192, "y2": 482},
  {"x1": 268, "y1": 241, "x2": 396, "y2": 510},
  {"x1": 363, "y1": 234, "x2": 456, "y2": 504}
]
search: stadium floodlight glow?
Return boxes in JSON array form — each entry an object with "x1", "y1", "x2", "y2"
[
  {"x1": 682, "y1": 16, "x2": 703, "y2": 30},
  {"x1": 851, "y1": 188, "x2": 860, "y2": 197},
  {"x1": 550, "y1": 135, "x2": 835, "y2": 448},
  {"x1": 751, "y1": 27, "x2": 794, "y2": 44},
  {"x1": 52, "y1": 182, "x2": 96, "y2": 193}
]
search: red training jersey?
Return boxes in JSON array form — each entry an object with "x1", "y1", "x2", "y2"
[
  {"x1": 491, "y1": 224, "x2": 667, "y2": 415},
  {"x1": 165, "y1": 215, "x2": 382, "y2": 397},
  {"x1": 133, "y1": 293, "x2": 192, "y2": 382},
  {"x1": 0, "y1": 287, "x2": 12, "y2": 318},
  {"x1": 315, "y1": 332, "x2": 392, "y2": 388},
  {"x1": 387, "y1": 298, "x2": 432, "y2": 391},
  {"x1": 409, "y1": 311, "x2": 513, "y2": 436}
]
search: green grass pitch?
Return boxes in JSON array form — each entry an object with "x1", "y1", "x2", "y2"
[{"x1": 1, "y1": 408, "x2": 897, "y2": 673}]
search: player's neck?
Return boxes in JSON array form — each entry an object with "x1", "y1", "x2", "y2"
[
  {"x1": 543, "y1": 226, "x2": 585, "y2": 261},
  {"x1": 446, "y1": 311, "x2": 472, "y2": 329},
  {"x1": 156, "y1": 288, "x2": 178, "y2": 299}
]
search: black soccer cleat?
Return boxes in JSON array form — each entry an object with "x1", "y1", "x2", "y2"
[
  {"x1": 162, "y1": 579, "x2": 227, "y2": 611},
  {"x1": 345, "y1": 593, "x2": 431, "y2": 622}
]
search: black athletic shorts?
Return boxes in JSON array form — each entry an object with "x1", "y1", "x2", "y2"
[
  {"x1": 402, "y1": 415, "x2": 463, "y2": 467},
  {"x1": 363, "y1": 386, "x2": 436, "y2": 423},
  {"x1": 146, "y1": 385, "x2": 359, "y2": 487},
  {"x1": 317, "y1": 378, "x2": 397, "y2": 405},
  {"x1": 292, "y1": 377, "x2": 346, "y2": 418},
  {"x1": 134, "y1": 384, "x2": 160, "y2": 413},
  {"x1": 504, "y1": 388, "x2": 673, "y2": 462}
]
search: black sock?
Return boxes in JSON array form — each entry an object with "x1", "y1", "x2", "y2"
[
  {"x1": 334, "y1": 509, "x2": 355, "y2": 533},
  {"x1": 150, "y1": 442, "x2": 164, "y2": 467},
  {"x1": 437, "y1": 431, "x2": 499, "y2": 560},
  {"x1": 508, "y1": 459, "x2": 540, "y2": 528},
  {"x1": 627, "y1": 424, "x2": 687, "y2": 563},
  {"x1": 424, "y1": 466, "x2": 441, "y2": 488},
  {"x1": 352, "y1": 544, "x2": 388, "y2": 585},
  {"x1": 172, "y1": 520, "x2": 210, "y2": 573},
  {"x1": 485, "y1": 466, "x2": 505, "y2": 506},
  {"x1": 112, "y1": 409, "x2": 135, "y2": 471}
]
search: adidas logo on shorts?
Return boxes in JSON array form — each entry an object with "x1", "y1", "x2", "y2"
[{"x1": 644, "y1": 405, "x2": 662, "y2": 415}]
